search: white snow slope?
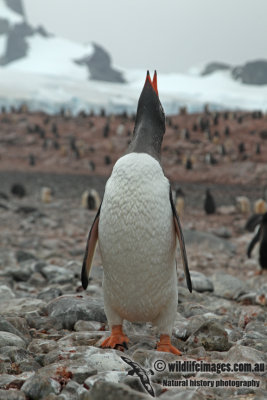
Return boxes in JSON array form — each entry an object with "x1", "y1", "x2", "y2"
[{"x1": 1, "y1": 62, "x2": 267, "y2": 115}]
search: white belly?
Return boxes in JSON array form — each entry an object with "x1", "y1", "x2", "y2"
[{"x1": 98, "y1": 153, "x2": 177, "y2": 322}]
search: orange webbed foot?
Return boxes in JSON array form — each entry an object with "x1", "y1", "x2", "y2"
[
  {"x1": 101, "y1": 325, "x2": 129, "y2": 351},
  {"x1": 254, "y1": 270, "x2": 263, "y2": 276},
  {"x1": 156, "y1": 334, "x2": 182, "y2": 356}
]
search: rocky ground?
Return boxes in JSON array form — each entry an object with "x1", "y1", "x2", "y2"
[{"x1": 0, "y1": 109, "x2": 266, "y2": 399}]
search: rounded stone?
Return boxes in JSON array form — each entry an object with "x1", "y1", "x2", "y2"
[{"x1": 0, "y1": 332, "x2": 26, "y2": 349}]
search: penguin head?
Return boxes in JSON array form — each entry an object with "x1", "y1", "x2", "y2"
[
  {"x1": 128, "y1": 71, "x2": 166, "y2": 161},
  {"x1": 134, "y1": 70, "x2": 165, "y2": 131}
]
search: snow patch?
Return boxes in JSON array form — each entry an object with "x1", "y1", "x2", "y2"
[{"x1": 8, "y1": 34, "x2": 93, "y2": 79}]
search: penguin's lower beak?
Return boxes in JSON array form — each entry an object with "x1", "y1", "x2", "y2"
[{"x1": 152, "y1": 71, "x2": 158, "y2": 95}]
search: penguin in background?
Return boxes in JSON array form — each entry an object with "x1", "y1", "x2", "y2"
[
  {"x1": 254, "y1": 199, "x2": 267, "y2": 215},
  {"x1": 185, "y1": 157, "x2": 193, "y2": 170},
  {"x1": 246, "y1": 212, "x2": 267, "y2": 270},
  {"x1": 81, "y1": 71, "x2": 192, "y2": 355},
  {"x1": 204, "y1": 189, "x2": 216, "y2": 214},
  {"x1": 238, "y1": 142, "x2": 245, "y2": 154},
  {"x1": 81, "y1": 189, "x2": 101, "y2": 211},
  {"x1": 220, "y1": 144, "x2": 227, "y2": 156},
  {"x1": 11, "y1": 183, "x2": 26, "y2": 198},
  {"x1": 205, "y1": 153, "x2": 217, "y2": 165},
  {"x1": 29, "y1": 154, "x2": 36, "y2": 166}
]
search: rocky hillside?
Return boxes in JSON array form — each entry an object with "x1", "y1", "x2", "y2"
[
  {"x1": 202, "y1": 60, "x2": 267, "y2": 86},
  {"x1": 0, "y1": 0, "x2": 125, "y2": 83}
]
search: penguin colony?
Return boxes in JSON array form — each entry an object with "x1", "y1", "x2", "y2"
[
  {"x1": 1, "y1": 93, "x2": 266, "y2": 180},
  {"x1": 81, "y1": 72, "x2": 192, "y2": 354}
]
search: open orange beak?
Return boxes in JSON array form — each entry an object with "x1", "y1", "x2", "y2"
[{"x1": 146, "y1": 70, "x2": 159, "y2": 96}]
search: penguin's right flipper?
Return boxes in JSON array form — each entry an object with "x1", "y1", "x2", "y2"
[
  {"x1": 81, "y1": 204, "x2": 101, "y2": 289},
  {"x1": 245, "y1": 213, "x2": 263, "y2": 232},
  {"x1": 247, "y1": 227, "x2": 261, "y2": 258},
  {"x1": 169, "y1": 188, "x2": 192, "y2": 293}
]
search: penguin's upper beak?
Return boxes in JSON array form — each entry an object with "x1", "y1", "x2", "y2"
[{"x1": 146, "y1": 70, "x2": 158, "y2": 96}]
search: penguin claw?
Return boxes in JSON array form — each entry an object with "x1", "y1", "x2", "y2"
[
  {"x1": 101, "y1": 335, "x2": 129, "y2": 351},
  {"x1": 156, "y1": 334, "x2": 182, "y2": 356},
  {"x1": 157, "y1": 343, "x2": 182, "y2": 355},
  {"x1": 100, "y1": 325, "x2": 129, "y2": 351}
]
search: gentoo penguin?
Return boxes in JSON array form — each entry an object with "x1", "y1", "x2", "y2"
[
  {"x1": 81, "y1": 189, "x2": 101, "y2": 211},
  {"x1": 204, "y1": 189, "x2": 216, "y2": 214},
  {"x1": 81, "y1": 71, "x2": 192, "y2": 355},
  {"x1": 254, "y1": 199, "x2": 267, "y2": 215},
  {"x1": 41, "y1": 187, "x2": 52, "y2": 203},
  {"x1": 11, "y1": 183, "x2": 26, "y2": 198},
  {"x1": 247, "y1": 212, "x2": 267, "y2": 270},
  {"x1": 236, "y1": 196, "x2": 250, "y2": 214}
]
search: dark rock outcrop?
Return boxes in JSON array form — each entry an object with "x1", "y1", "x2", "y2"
[
  {"x1": 4, "y1": 0, "x2": 25, "y2": 17},
  {"x1": 202, "y1": 59, "x2": 267, "y2": 86},
  {"x1": 201, "y1": 62, "x2": 231, "y2": 76},
  {"x1": 35, "y1": 25, "x2": 51, "y2": 38},
  {"x1": 0, "y1": 18, "x2": 9, "y2": 35},
  {"x1": 232, "y1": 60, "x2": 267, "y2": 85},
  {"x1": 75, "y1": 43, "x2": 125, "y2": 83},
  {"x1": 0, "y1": 22, "x2": 33, "y2": 65},
  {"x1": 0, "y1": 1, "x2": 125, "y2": 83}
]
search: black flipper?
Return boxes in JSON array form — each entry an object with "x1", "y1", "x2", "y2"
[
  {"x1": 245, "y1": 213, "x2": 263, "y2": 232},
  {"x1": 81, "y1": 204, "x2": 101, "y2": 289},
  {"x1": 169, "y1": 187, "x2": 192, "y2": 292},
  {"x1": 247, "y1": 227, "x2": 261, "y2": 258}
]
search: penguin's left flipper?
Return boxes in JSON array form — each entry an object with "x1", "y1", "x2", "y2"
[
  {"x1": 169, "y1": 188, "x2": 192, "y2": 293},
  {"x1": 81, "y1": 204, "x2": 101, "y2": 289}
]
